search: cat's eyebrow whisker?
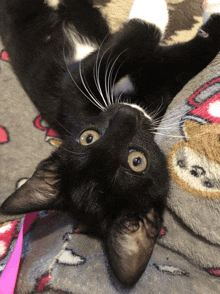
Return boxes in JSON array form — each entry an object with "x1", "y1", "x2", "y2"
[{"x1": 78, "y1": 61, "x2": 105, "y2": 110}]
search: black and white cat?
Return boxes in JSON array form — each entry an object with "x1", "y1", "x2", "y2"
[{"x1": 1, "y1": 0, "x2": 220, "y2": 287}]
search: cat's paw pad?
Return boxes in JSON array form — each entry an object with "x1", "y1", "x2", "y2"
[
  {"x1": 128, "y1": 0, "x2": 168, "y2": 34},
  {"x1": 203, "y1": 0, "x2": 220, "y2": 15}
]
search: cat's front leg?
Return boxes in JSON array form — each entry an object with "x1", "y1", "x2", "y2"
[
  {"x1": 128, "y1": 0, "x2": 169, "y2": 38},
  {"x1": 112, "y1": 0, "x2": 169, "y2": 97}
]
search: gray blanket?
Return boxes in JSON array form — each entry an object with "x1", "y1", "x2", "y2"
[{"x1": 1, "y1": 0, "x2": 220, "y2": 293}]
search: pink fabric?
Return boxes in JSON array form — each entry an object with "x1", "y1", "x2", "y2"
[
  {"x1": 0, "y1": 223, "x2": 23, "y2": 293},
  {"x1": 0, "y1": 212, "x2": 39, "y2": 293}
]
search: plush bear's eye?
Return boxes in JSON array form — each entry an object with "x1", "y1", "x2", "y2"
[
  {"x1": 79, "y1": 130, "x2": 100, "y2": 146},
  {"x1": 128, "y1": 151, "x2": 147, "y2": 173}
]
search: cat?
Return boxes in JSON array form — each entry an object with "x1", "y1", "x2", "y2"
[{"x1": 1, "y1": 0, "x2": 220, "y2": 287}]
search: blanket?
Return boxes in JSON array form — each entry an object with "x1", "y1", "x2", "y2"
[{"x1": 1, "y1": 0, "x2": 220, "y2": 293}]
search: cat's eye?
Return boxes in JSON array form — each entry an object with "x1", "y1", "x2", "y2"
[
  {"x1": 79, "y1": 130, "x2": 100, "y2": 146},
  {"x1": 127, "y1": 151, "x2": 147, "y2": 173}
]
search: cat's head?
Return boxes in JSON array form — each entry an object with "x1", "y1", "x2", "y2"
[{"x1": 1, "y1": 104, "x2": 169, "y2": 286}]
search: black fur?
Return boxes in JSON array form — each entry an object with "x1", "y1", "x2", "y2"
[{"x1": 1, "y1": 0, "x2": 220, "y2": 287}]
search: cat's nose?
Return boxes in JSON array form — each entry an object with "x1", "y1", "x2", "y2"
[{"x1": 108, "y1": 106, "x2": 137, "y2": 138}]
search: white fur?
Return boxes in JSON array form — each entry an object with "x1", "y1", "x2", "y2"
[
  {"x1": 74, "y1": 38, "x2": 98, "y2": 62},
  {"x1": 114, "y1": 76, "x2": 152, "y2": 121},
  {"x1": 203, "y1": 0, "x2": 220, "y2": 23},
  {"x1": 44, "y1": 0, "x2": 60, "y2": 9},
  {"x1": 122, "y1": 102, "x2": 152, "y2": 121},
  {"x1": 64, "y1": 26, "x2": 98, "y2": 62},
  {"x1": 128, "y1": 0, "x2": 169, "y2": 35},
  {"x1": 114, "y1": 75, "x2": 135, "y2": 96}
]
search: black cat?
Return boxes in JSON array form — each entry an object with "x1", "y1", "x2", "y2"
[{"x1": 0, "y1": 0, "x2": 220, "y2": 287}]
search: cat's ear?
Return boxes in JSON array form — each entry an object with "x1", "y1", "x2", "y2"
[
  {"x1": 0, "y1": 157, "x2": 60, "y2": 218},
  {"x1": 107, "y1": 209, "x2": 161, "y2": 287}
]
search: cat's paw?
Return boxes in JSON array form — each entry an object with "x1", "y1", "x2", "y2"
[
  {"x1": 44, "y1": 0, "x2": 60, "y2": 9},
  {"x1": 128, "y1": 0, "x2": 168, "y2": 35},
  {"x1": 203, "y1": 0, "x2": 220, "y2": 21}
]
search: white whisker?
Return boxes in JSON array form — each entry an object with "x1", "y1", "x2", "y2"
[
  {"x1": 111, "y1": 63, "x2": 124, "y2": 104},
  {"x1": 94, "y1": 37, "x2": 113, "y2": 106},
  {"x1": 107, "y1": 50, "x2": 127, "y2": 105},
  {"x1": 152, "y1": 132, "x2": 184, "y2": 138},
  {"x1": 62, "y1": 46, "x2": 104, "y2": 111},
  {"x1": 104, "y1": 53, "x2": 113, "y2": 106},
  {"x1": 79, "y1": 61, "x2": 105, "y2": 110}
]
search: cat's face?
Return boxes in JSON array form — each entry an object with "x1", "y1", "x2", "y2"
[
  {"x1": 57, "y1": 104, "x2": 168, "y2": 224},
  {"x1": 1, "y1": 103, "x2": 169, "y2": 286}
]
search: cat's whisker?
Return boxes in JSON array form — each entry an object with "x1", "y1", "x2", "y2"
[
  {"x1": 111, "y1": 173, "x2": 117, "y2": 187},
  {"x1": 120, "y1": 166, "x2": 143, "y2": 179},
  {"x1": 78, "y1": 61, "x2": 105, "y2": 110},
  {"x1": 107, "y1": 51, "x2": 127, "y2": 105},
  {"x1": 104, "y1": 53, "x2": 113, "y2": 106},
  {"x1": 74, "y1": 158, "x2": 89, "y2": 169},
  {"x1": 63, "y1": 46, "x2": 104, "y2": 111},
  {"x1": 94, "y1": 42, "x2": 114, "y2": 107},
  {"x1": 116, "y1": 94, "x2": 121, "y2": 104},
  {"x1": 151, "y1": 132, "x2": 185, "y2": 138},
  {"x1": 58, "y1": 145, "x2": 87, "y2": 156},
  {"x1": 150, "y1": 98, "x2": 166, "y2": 119},
  {"x1": 92, "y1": 66, "x2": 108, "y2": 108},
  {"x1": 150, "y1": 106, "x2": 198, "y2": 129},
  {"x1": 55, "y1": 120, "x2": 72, "y2": 135},
  {"x1": 93, "y1": 62, "x2": 108, "y2": 108},
  {"x1": 110, "y1": 61, "x2": 125, "y2": 105}
]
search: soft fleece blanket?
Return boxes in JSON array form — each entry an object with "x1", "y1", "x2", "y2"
[{"x1": 1, "y1": 0, "x2": 220, "y2": 293}]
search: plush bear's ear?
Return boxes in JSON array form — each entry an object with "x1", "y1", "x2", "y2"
[
  {"x1": 0, "y1": 157, "x2": 60, "y2": 220},
  {"x1": 107, "y1": 209, "x2": 161, "y2": 287}
]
